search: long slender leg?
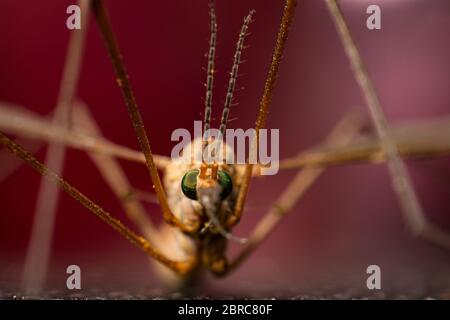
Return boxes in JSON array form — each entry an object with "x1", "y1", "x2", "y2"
[
  {"x1": 0, "y1": 101, "x2": 170, "y2": 258},
  {"x1": 91, "y1": 0, "x2": 198, "y2": 233},
  {"x1": 275, "y1": 115, "x2": 450, "y2": 170},
  {"x1": 72, "y1": 103, "x2": 162, "y2": 246},
  {"x1": 1, "y1": 102, "x2": 448, "y2": 173},
  {"x1": 21, "y1": 0, "x2": 90, "y2": 293},
  {"x1": 0, "y1": 103, "x2": 171, "y2": 168},
  {"x1": 223, "y1": 113, "x2": 365, "y2": 275},
  {"x1": 0, "y1": 132, "x2": 195, "y2": 275},
  {"x1": 227, "y1": 0, "x2": 298, "y2": 228},
  {"x1": 325, "y1": 0, "x2": 450, "y2": 250},
  {"x1": 0, "y1": 105, "x2": 47, "y2": 184},
  {"x1": 0, "y1": 139, "x2": 43, "y2": 183}
]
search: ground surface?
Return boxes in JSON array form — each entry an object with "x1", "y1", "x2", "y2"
[{"x1": 1, "y1": 287, "x2": 450, "y2": 300}]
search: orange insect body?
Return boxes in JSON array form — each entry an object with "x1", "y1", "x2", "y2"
[{"x1": 155, "y1": 137, "x2": 245, "y2": 285}]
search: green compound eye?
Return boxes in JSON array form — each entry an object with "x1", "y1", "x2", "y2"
[
  {"x1": 181, "y1": 169, "x2": 199, "y2": 200},
  {"x1": 181, "y1": 169, "x2": 233, "y2": 201},
  {"x1": 218, "y1": 170, "x2": 233, "y2": 200}
]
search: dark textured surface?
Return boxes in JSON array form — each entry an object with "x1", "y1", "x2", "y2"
[
  {"x1": 2, "y1": 283, "x2": 450, "y2": 300},
  {"x1": 1, "y1": 292, "x2": 448, "y2": 300}
]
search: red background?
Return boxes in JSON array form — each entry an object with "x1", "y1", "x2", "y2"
[{"x1": 1, "y1": 0, "x2": 450, "y2": 296}]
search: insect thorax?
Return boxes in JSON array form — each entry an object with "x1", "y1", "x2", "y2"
[{"x1": 159, "y1": 137, "x2": 244, "y2": 273}]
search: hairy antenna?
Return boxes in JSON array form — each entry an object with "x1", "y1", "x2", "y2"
[
  {"x1": 229, "y1": 0, "x2": 297, "y2": 228},
  {"x1": 203, "y1": 6, "x2": 217, "y2": 140},
  {"x1": 219, "y1": 10, "x2": 255, "y2": 135}
]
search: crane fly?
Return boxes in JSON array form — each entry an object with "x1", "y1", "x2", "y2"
[
  {"x1": 1, "y1": 0, "x2": 450, "y2": 294},
  {"x1": 0, "y1": 0, "x2": 298, "y2": 290}
]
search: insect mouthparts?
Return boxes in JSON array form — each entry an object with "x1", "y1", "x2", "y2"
[{"x1": 199, "y1": 193, "x2": 248, "y2": 245}]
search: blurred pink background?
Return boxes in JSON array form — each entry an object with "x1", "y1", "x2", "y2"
[{"x1": 0, "y1": 0, "x2": 449, "y2": 296}]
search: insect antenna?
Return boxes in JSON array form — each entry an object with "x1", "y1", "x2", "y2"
[
  {"x1": 218, "y1": 10, "x2": 255, "y2": 136},
  {"x1": 202, "y1": 5, "x2": 217, "y2": 151}
]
